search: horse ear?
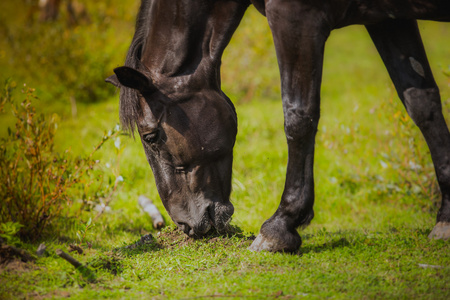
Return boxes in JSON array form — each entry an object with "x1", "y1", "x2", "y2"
[
  {"x1": 113, "y1": 66, "x2": 156, "y2": 93},
  {"x1": 105, "y1": 74, "x2": 120, "y2": 87}
]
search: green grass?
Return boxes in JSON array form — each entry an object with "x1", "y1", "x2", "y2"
[
  {"x1": 1, "y1": 227, "x2": 449, "y2": 299},
  {"x1": 1, "y1": 5, "x2": 450, "y2": 300}
]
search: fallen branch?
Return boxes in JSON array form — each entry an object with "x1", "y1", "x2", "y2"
[
  {"x1": 55, "y1": 249, "x2": 82, "y2": 268},
  {"x1": 55, "y1": 249, "x2": 96, "y2": 282},
  {"x1": 138, "y1": 195, "x2": 165, "y2": 229}
]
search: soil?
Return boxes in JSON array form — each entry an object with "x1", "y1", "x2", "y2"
[{"x1": 155, "y1": 226, "x2": 255, "y2": 249}]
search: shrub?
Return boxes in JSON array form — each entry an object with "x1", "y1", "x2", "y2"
[{"x1": 0, "y1": 79, "x2": 121, "y2": 241}]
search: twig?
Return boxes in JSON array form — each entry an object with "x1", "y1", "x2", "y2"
[
  {"x1": 55, "y1": 248, "x2": 82, "y2": 268},
  {"x1": 138, "y1": 195, "x2": 165, "y2": 229}
]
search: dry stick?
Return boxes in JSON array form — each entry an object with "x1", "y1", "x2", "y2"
[
  {"x1": 138, "y1": 195, "x2": 165, "y2": 229},
  {"x1": 56, "y1": 249, "x2": 96, "y2": 282},
  {"x1": 55, "y1": 249, "x2": 82, "y2": 268}
]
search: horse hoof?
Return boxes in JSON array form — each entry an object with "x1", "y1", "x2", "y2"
[
  {"x1": 248, "y1": 232, "x2": 301, "y2": 253},
  {"x1": 248, "y1": 234, "x2": 277, "y2": 252},
  {"x1": 428, "y1": 222, "x2": 450, "y2": 241}
]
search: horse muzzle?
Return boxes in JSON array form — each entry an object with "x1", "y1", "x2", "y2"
[{"x1": 174, "y1": 200, "x2": 234, "y2": 238}]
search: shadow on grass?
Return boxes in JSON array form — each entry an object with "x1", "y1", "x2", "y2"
[
  {"x1": 298, "y1": 226, "x2": 436, "y2": 256},
  {"x1": 299, "y1": 236, "x2": 352, "y2": 255}
]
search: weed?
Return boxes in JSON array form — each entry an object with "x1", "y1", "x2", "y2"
[
  {"x1": 75, "y1": 217, "x2": 95, "y2": 249},
  {"x1": 0, "y1": 79, "x2": 122, "y2": 241}
]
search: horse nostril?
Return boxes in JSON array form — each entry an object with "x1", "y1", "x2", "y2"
[{"x1": 188, "y1": 228, "x2": 196, "y2": 237}]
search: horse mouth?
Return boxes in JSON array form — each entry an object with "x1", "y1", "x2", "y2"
[{"x1": 177, "y1": 202, "x2": 234, "y2": 238}]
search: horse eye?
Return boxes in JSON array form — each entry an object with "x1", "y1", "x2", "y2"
[
  {"x1": 143, "y1": 131, "x2": 159, "y2": 144},
  {"x1": 175, "y1": 166, "x2": 186, "y2": 174}
]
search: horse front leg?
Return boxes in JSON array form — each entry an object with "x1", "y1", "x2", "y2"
[
  {"x1": 366, "y1": 19, "x2": 450, "y2": 240},
  {"x1": 249, "y1": 2, "x2": 330, "y2": 252}
]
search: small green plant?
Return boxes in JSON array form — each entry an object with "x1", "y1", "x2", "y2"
[
  {"x1": 0, "y1": 79, "x2": 122, "y2": 241},
  {"x1": 0, "y1": 221, "x2": 23, "y2": 246},
  {"x1": 76, "y1": 217, "x2": 95, "y2": 248}
]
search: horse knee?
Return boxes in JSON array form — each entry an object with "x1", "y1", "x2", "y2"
[
  {"x1": 403, "y1": 87, "x2": 442, "y2": 128},
  {"x1": 284, "y1": 110, "x2": 320, "y2": 142}
]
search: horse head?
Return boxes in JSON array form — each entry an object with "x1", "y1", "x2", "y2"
[{"x1": 107, "y1": 65, "x2": 238, "y2": 237}]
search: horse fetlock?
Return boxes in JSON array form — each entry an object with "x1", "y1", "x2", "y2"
[
  {"x1": 437, "y1": 193, "x2": 450, "y2": 223},
  {"x1": 296, "y1": 208, "x2": 314, "y2": 229},
  {"x1": 437, "y1": 162, "x2": 450, "y2": 189},
  {"x1": 403, "y1": 87, "x2": 441, "y2": 127}
]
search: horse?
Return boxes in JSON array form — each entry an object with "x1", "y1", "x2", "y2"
[{"x1": 106, "y1": 0, "x2": 450, "y2": 252}]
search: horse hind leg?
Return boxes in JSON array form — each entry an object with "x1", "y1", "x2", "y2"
[{"x1": 366, "y1": 19, "x2": 450, "y2": 240}]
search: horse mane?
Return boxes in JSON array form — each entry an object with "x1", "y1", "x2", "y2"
[{"x1": 119, "y1": 0, "x2": 153, "y2": 135}]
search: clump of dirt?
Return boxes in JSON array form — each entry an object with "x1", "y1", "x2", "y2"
[
  {"x1": 155, "y1": 225, "x2": 255, "y2": 249},
  {"x1": 156, "y1": 227, "x2": 193, "y2": 249},
  {"x1": 68, "y1": 244, "x2": 84, "y2": 254},
  {"x1": 114, "y1": 226, "x2": 255, "y2": 253},
  {"x1": 125, "y1": 233, "x2": 156, "y2": 249}
]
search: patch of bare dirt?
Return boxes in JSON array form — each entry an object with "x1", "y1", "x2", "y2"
[
  {"x1": 27, "y1": 290, "x2": 71, "y2": 299},
  {"x1": 0, "y1": 245, "x2": 39, "y2": 274},
  {"x1": 0, "y1": 244, "x2": 35, "y2": 264}
]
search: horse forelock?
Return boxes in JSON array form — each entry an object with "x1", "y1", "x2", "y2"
[{"x1": 119, "y1": 0, "x2": 153, "y2": 135}]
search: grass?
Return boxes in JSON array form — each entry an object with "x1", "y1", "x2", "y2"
[
  {"x1": 1, "y1": 5, "x2": 450, "y2": 300},
  {"x1": 1, "y1": 227, "x2": 449, "y2": 299}
]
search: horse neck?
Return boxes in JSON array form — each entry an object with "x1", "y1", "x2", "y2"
[{"x1": 140, "y1": 0, "x2": 249, "y2": 95}]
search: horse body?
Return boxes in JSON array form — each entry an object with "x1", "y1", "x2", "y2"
[{"x1": 107, "y1": 0, "x2": 450, "y2": 251}]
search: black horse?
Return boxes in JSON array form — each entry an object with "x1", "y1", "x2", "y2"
[{"x1": 106, "y1": 0, "x2": 450, "y2": 252}]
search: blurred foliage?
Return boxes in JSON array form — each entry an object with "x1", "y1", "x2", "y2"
[
  {"x1": 222, "y1": 8, "x2": 280, "y2": 102},
  {"x1": 0, "y1": 79, "x2": 122, "y2": 241},
  {"x1": 0, "y1": 1, "x2": 279, "y2": 106},
  {"x1": 0, "y1": 0, "x2": 138, "y2": 105}
]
